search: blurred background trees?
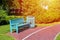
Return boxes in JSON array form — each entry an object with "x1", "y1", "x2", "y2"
[
  {"x1": 21, "y1": 0, "x2": 60, "y2": 23},
  {"x1": 0, "y1": 0, "x2": 60, "y2": 25},
  {"x1": 0, "y1": 0, "x2": 18, "y2": 25}
]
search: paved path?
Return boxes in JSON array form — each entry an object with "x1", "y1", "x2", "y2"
[{"x1": 8, "y1": 24, "x2": 60, "y2": 40}]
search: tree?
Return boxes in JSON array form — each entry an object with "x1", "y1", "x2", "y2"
[{"x1": 0, "y1": 0, "x2": 13, "y2": 15}]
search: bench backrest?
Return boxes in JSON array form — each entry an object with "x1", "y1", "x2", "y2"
[
  {"x1": 26, "y1": 16, "x2": 35, "y2": 24},
  {"x1": 16, "y1": 18, "x2": 24, "y2": 24},
  {"x1": 10, "y1": 18, "x2": 24, "y2": 25}
]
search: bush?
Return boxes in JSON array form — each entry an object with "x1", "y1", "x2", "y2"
[
  {"x1": 0, "y1": 10, "x2": 8, "y2": 25},
  {"x1": 0, "y1": 9, "x2": 24, "y2": 25},
  {"x1": 0, "y1": 10, "x2": 23, "y2": 25},
  {"x1": 5, "y1": 16, "x2": 24, "y2": 24}
]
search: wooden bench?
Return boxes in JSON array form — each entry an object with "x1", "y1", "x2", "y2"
[{"x1": 9, "y1": 18, "x2": 29, "y2": 33}]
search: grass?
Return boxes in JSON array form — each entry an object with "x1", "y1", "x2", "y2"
[
  {"x1": 0, "y1": 25, "x2": 10, "y2": 34},
  {"x1": 0, "y1": 34, "x2": 14, "y2": 40},
  {"x1": 0, "y1": 25, "x2": 14, "y2": 40},
  {"x1": 56, "y1": 34, "x2": 60, "y2": 40}
]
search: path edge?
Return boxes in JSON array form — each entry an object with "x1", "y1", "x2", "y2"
[{"x1": 54, "y1": 32, "x2": 60, "y2": 40}]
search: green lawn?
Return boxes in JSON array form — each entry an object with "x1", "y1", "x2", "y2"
[
  {"x1": 0, "y1": 25, "x2": 10, "y2": 34},
  {"x1": 0, "y1": 34, "x2": 14, "y2": 40},
  {"x1": 56, "y1": 34, "x2": 60, "y2": 40},
  {"x1": 0, "y1": 25, "x2": 14, "y2": 40}
]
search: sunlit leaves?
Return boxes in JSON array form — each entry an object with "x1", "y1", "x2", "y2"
[{"x1": 13, "y1": 0, "x2": 60, "y2": 23}]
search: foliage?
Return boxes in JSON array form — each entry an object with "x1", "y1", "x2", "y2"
[
  {"x1": 0, "y1": 0, "x2": 14, "y2": 15},
  {"x1": 0, "y1": 10, "x2": 8, "y2": 25},
  {"x1": 36, "y1": 11, "x2": 60, "y2": 23},
  {"x1": 6, "y1": 16, "x2": 23, "y2": 21},
  {"x1": 0, "y1": 9, "x2": 23, "y2": 25},
  {"x1": 20, "y1": 0, "x2": 60, "y2": 24},
  {"x1": 0, "y1": 0, "x2": 60, "y2": 24}
]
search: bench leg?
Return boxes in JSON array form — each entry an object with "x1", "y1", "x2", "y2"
[
  {"x1": 16, "y1": 27, "x2": 18, "y2": 34},
  {"x1": 10, "y1": 26, "x2": 12, "y2": 33}
]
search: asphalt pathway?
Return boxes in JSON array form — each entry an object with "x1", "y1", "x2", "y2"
[{"x1": 8, "y1": 24, "x2": 60, "y2": 40}]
